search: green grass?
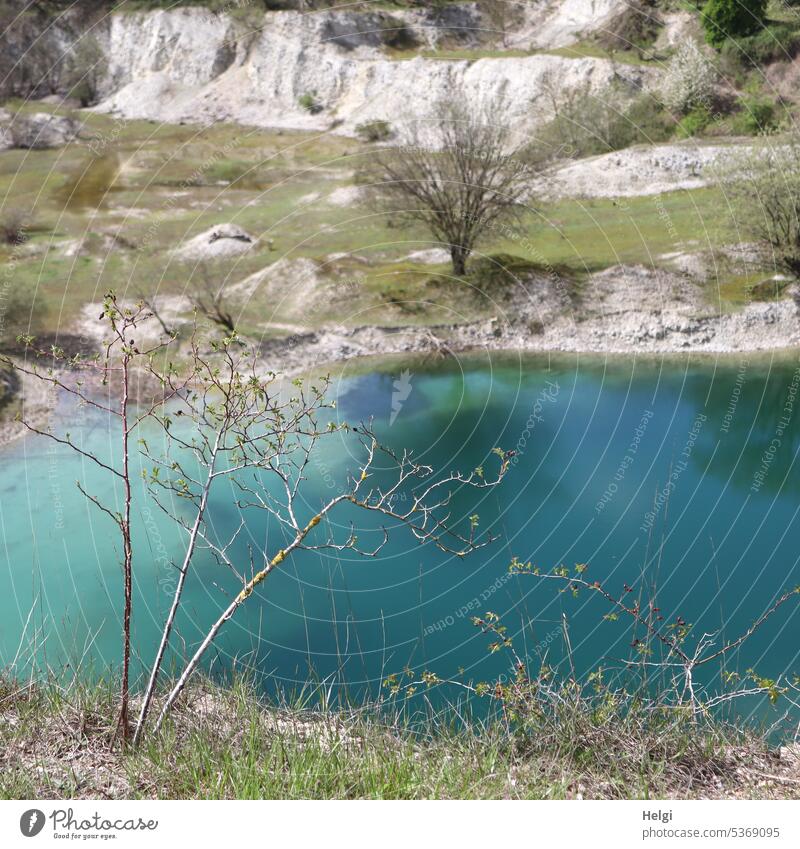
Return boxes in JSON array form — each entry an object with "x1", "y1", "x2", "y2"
[
  {"x1": 544, "y1": 41, "x2": 666, "y2": 66},
  {"x1": 386, "y1": 43, "x2": 659, "y2": 66},
  {"x1": 1, "y1": 673, "x2": 797, "y2": 800},
  {"x1": 0, "y1": 100, "x2": 760, "y2": 337},
  {"x1": 513, "y1": 189, "x2": 732, "y2": 273},
  {"x1": 388, "y1": 46, "x2": 533, "y2": 61}
]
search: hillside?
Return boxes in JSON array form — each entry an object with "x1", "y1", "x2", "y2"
[{"x1": 1, "y1": 1, "x2": 800, "y2": 383}]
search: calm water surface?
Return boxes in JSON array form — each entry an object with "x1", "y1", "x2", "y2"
[{"x1": 1, "y1": 352, "x2": 799, "y2": 707}]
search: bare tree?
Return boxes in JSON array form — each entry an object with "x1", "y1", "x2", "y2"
[
  {"x1": 4, "y1": 294, "x2": 187, "y2": 740},
  {"x1": 132, "y1": 335, "x2": 266, "y2": 743},
  {"x1": 135, "y1": 345, "x2": 511, "y2": 737},
  {"x1": 363, "y1": 91, "x2": 538, "y2": 276},
  {"x1": 7, "y1": 300, "x2": 510, "y2": 744}
]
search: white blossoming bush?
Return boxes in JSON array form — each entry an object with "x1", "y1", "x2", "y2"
[{"x1": 660, "y1": 40, "x2": 718, "y2": 115}]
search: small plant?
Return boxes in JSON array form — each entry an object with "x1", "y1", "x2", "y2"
[
  {"x1": 355, "y1": 120, "x2": 392, "y2": 142},
  {"x1": 298, "y1": 90, "x2": 323, "y2": 114},
  {"x1": 389, "y1": 558, "x2": 800, "y2": 747},
  {"x1": 205, "y1": 159, "x2": 252, "y2": 185},
  {"x1": 675, "y1": 107, "x2": 713, "y2": 138}
]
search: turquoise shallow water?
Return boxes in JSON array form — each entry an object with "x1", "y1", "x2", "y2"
[{"x1": 1, "y1": 352, "x2": 799, "y2": 714}]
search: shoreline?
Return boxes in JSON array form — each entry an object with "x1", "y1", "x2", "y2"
[
  {"x1": 259, "y1": 305, "x2": 800, "y2": 379},
  {"x1": 3, "y1": 318, "x2": 800, "y2": 449}
]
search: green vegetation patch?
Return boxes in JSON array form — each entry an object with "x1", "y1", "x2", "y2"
[{"x1": 1, "y1": 675, "x2": 796, "y2": 800}]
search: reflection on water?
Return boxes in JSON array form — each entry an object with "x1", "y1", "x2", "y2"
[{"x1": 1, "y1": 353, "x2": 799, "y2": 717}]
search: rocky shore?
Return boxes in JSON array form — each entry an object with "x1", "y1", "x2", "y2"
[{"x1": 255, "y1": 264, "x2": 800, "y2": 376}]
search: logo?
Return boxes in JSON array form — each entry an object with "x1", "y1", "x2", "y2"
[
  {"x1": 20, "y1": 810, "x2": 45, "y2": 837},
  {"x1": 390, "y1": 370, "x2": 413, "y2": 426}
]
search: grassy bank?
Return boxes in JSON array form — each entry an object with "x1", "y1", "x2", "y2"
[
  {"x1": 2, "y1": 100, "x2": 739, "y2": 342},
  {"x1": 1, "y1": 675, "x2": 799, "y2": 800}
]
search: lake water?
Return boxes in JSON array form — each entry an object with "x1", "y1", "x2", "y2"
[{"x1": 2, "y1": 352, "x2": 799, "y2": 714}]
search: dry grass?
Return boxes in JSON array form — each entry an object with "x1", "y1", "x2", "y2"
[{"x1": 1, "y1": 676, "x2": 799, "y2": 800}]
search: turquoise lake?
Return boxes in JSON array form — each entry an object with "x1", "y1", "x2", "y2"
[{"x1": 2, "y1": 352, "x2": 799, "y2": 717}]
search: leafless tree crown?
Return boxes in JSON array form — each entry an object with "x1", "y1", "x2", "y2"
[{"x1": 363, "y1": 93, "x2": 539, "y2": 276}]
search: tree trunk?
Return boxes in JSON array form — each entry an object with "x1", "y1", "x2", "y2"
[
  {"x1": 133, "y1": 432, "x2": 222, "y2": 746},
  {"x1": 118, "y1": 353, "x2": 133, "y2": 743},
  {"x1": 451, "y1": 246, "x2": 468, "y2": 277}
]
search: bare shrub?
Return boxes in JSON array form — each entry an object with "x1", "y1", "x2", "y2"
[
  {"x1": 188, "y1": 262, "x2": 236, "y2": 334},
  {"x1": 356, "y1": 120, "x2": 392, "y2": 142},
  {"x1": 594, "y1": 0, "x2": 662, "y2": 55},
  {"x1": 534, "y1": 80, "x2": 671, "y2": 160}
]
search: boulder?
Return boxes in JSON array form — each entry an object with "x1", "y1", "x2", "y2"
[
  {"x1": 0, "y1": 108, "x2": 11, "y2": 151},
  {"x1": 174, "y1": 223, "x2": 256, "y2": 261},
  {"x1": 5, "y1": 112, "x2": 80, "y2": 150}
]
